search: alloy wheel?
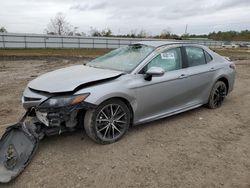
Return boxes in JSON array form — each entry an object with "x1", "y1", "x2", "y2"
[
  {"x1": 95, "y1": 104, "x2": 129, "y2": 141},
  {"x1": 212, "y1": 83, "x2": 227, "y2": 108}
]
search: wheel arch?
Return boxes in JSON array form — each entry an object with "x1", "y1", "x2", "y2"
[
  {"x1": 216, "y1": 76, "x2": 229, "y2": 94},
  {"x1": 77, "y1": 95, "x2": 135, "y2": 128}
]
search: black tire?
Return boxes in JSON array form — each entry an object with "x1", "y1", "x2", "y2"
[
  {"x1": 207, "y1": 81, "x2": 227, "y2": 109},
  {"x1": 84, "y1": 99, "x2": 131, "y2": 144}
]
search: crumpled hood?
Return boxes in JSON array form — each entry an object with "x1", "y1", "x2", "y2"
[{"x1": 28, "y1": 65, "x2": 123, "y2": 93}]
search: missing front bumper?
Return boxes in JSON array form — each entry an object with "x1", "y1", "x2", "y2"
[{"x1": 36, "y1": 101, "x2": 97, "y2": 127}]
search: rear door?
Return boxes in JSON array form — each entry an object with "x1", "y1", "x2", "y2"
[{"x1": 183, "y1": 46, "x2": 216, "y2": 104}]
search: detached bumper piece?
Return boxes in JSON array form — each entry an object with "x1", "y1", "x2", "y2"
[{"x1": 0, "y1": 122, "x2": 39, "y2": 183}]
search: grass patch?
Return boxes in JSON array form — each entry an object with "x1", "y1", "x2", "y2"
[
  {"x1": 0, "y1": 48, "x2": 111, "y2": 58},
  {"x1": 213, "y1": 48, "x2": 250, "y2": 60},
  {"x1": 0, "y1": 48, "x2": 249, "y2": 61}
]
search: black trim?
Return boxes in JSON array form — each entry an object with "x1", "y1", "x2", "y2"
[
  {"x1": 181, "y1": 47, "x2": 188, "y2": 68},
  {"x1": 204, "y1": 50, "x2": 213, "y2": 63},
  {"x1": 23, "y1": 96, "x2": 41, "y2": 102},
  {"x1": 202, "y1": 50, "x2": 207, "y2": 63}
]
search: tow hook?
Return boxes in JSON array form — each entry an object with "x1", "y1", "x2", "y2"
[{"x1": 4, "y1": 144, "x2": 18, "y2": 170}]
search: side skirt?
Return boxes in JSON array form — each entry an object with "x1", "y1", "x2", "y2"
[{"x1": 134, "y1": 103, "x2": 203, "y2": 125}]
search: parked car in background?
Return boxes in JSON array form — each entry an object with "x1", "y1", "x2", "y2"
[
  {"x1": 239, "y1": 43, "x2": 250, "y2": 48},
  {"x1": 222, "y1": 42, "x2": 240, "y2": 48}
]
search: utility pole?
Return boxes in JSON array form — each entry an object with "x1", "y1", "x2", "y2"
[{"x1": 185, "y1": 24, "x2": 188, "y2": 35}]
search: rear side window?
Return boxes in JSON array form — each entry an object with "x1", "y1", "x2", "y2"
[
  {"x1": 185, "y1": 47, "x2": 206, "y2": 67},
  {"x1": 204, "y1": 51, "x2": 213, "y2": 63}
]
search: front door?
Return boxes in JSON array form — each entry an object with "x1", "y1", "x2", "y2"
[{"x1": 131, "y1": 47, "x2": 192, "y2": 123}]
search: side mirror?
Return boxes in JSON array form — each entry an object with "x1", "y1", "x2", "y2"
[{"x1": 144, "y1": 67, "x2": 165, "y2": 81}]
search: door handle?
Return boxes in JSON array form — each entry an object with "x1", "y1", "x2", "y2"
[
  {"x1": 209, "y1": 67, "x2": 215, "y2": 72},
  {"x1": 178, "y1": 74, "x2": 188, "y2": 79}
]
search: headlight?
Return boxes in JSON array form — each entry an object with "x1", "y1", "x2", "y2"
[{"x1": 39, "y1": 93, "x2": 90, "y2": 108}]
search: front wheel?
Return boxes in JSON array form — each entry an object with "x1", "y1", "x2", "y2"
[
  {"x1": 84, "y1": 99, "x2": 131, "y2": 144},
  {"x1": 207, "y1": 81, "x2": 227, "y2": 109}
]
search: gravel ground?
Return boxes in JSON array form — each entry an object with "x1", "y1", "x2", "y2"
[{"x1": 0, "y1": 59, "x2": 250, "y2": 188}]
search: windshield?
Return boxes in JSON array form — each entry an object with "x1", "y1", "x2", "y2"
[{"x1": 87, "y1": 44, "x2": 154, "y2": 72}]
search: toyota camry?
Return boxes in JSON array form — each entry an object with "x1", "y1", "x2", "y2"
[
  {"x1": 21, "y1": 41, "x2": 236, "y2": 144},
  {"x1": 0, "y1": 41, "x2": 236, "y2": 182}
]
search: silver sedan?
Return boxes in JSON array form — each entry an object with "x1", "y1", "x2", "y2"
[{"x1": 22, "y1": 41, "x2": 236, "y2": 144}]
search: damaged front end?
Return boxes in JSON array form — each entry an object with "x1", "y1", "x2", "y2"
[
  {"x1": 0, "y1": 89, "x2": 96, "y2": 183},
  {"x1": 0, "y1": 63, "x2": 124, "y2": 183},
  {"x1": 34, "y1": 93, "x2": 92, "y2": 128}
]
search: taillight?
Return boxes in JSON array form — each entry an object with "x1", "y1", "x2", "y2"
[{"x1": 229, "y1": 63, "x2": 236, "y2": 70}]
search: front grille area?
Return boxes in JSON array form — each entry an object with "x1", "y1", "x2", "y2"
[{"x1": 23, "y1": 96, "x2": 41, "y2": 102}]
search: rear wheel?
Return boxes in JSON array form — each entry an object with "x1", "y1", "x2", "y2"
[
  {"x1": 84, "y1": 99, "x2": 131, "y2": 144},
  {"x1": 207, "y1": 81, "x2": 227, "y2": 109}
]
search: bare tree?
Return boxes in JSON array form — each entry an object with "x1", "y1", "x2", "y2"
[
  {"x1": 159, "y1": 29, "x2": 172, "y2": 39},
  {"x1": 45, "y1": 12, "x2": 72, "y2": 35},
  {"x1": 137, "y1": 29, "x2": 148, "y2": 38},
  {"x1": 0, "y1": 26, "x2": 7, "y2": 33},
  {"x1": 101, "y1": 28, "x2": 112, "y2": 37},
  {"x1": 130, "y1": 29, "x2": 137, "y2": 38},
  {"x1": 89, "y1": 27, "x2": 101, "y2": 37}
]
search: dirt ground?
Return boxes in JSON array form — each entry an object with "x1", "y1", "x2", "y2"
[{"x1": 0, "y1": 58, "x2": 250, "y2": 188}]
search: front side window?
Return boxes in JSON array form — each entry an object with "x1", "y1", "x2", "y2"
[
  {"x1": 143, "y1": 48, "x2": 182, "y2": 73},
  {"x1": 185, "y1": 47, "x2": 206, "y2": 67},
  {"x1": 87, "y1": 44, "x2": 154, "y2": 72}
]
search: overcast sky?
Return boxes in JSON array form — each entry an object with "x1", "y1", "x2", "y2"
[{"x1": 0, "y1": 0, "x2": 250, "y2": 35}]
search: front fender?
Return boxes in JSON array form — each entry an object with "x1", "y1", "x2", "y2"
[{"x1": 74, "y1": 83, "x2": 137, "y2": 113}]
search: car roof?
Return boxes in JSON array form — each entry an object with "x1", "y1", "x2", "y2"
[
  {"x1": 133, "y1": 41, "x2": 184, "y2": 48},
  {"x1": 133, "y1": 41, "x2": 210, "y2": 50}
]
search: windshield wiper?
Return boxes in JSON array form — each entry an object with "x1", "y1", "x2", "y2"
[{"x1": 129, "y1": 44, "x2": 143, "y2": 49}]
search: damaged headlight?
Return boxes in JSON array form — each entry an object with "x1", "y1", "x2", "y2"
[{"x1": 39, "y1": 93, "x2": 90, "y2": 108}]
